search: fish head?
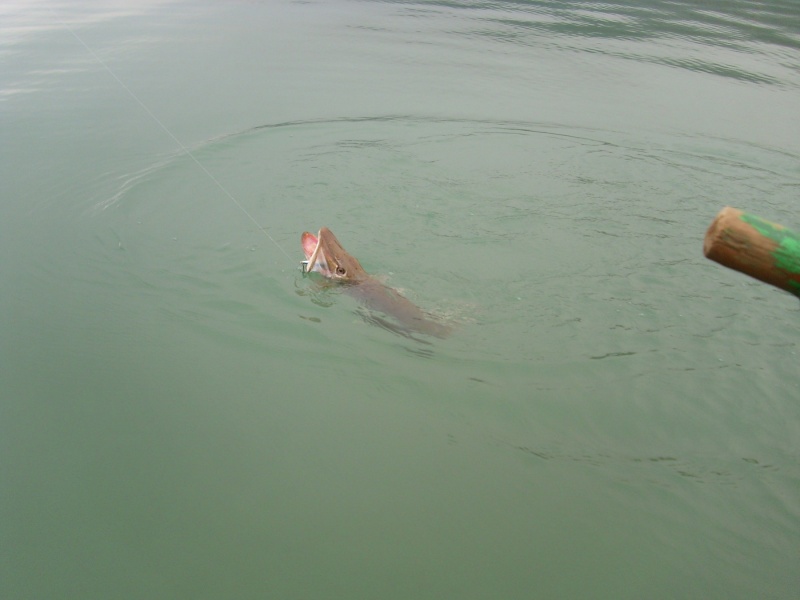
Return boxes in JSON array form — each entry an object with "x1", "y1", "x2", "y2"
[{"x1": 301, "y1": 227, "x2": 368, "y2": 283}]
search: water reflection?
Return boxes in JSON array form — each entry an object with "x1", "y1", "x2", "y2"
[
  {"x1": 0, "y1": 0, "x2": 178, "y2": 99},
  {"x1": 370, "y1": 0, "x2": 800, "y2": 86}
]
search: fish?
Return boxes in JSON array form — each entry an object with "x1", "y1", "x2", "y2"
[{"x1": 301, "y1": 227, "x2": 452, "y2": 339}]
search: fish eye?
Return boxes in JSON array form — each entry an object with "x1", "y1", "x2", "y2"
[{"x1": 336, "y1": 267, "x2": 346, "y2": 276}]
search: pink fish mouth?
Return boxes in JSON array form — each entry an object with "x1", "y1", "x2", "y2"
[
  {"x1": 301, "y1": 231, "x2": 319, "y2": 261},
  {"x1": 301, "y1": 230, "x2": 330, "y2": 276}
]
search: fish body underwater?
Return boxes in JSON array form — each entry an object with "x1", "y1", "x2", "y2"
[{"x1": 301, "y1": 227, "x2": 452, "y2": 339}]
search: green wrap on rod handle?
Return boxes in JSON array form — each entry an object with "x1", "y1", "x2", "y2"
[{"x1": 704, "y1": 207, "x2": 800, "y2": 298}]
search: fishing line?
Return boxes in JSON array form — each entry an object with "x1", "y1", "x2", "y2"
[{"x1": 64, "y1": 24, "x2": 294, "y2": 262}]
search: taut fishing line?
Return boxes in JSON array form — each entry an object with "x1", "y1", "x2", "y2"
[{"x1": 64, "y1": 23, "x2": 294, "y2": 262}]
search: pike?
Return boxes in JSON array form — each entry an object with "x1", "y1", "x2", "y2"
[{"x1": 301, "y1": 227, "x2": 452, "y2": 339}]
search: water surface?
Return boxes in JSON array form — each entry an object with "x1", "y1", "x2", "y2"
[{"x1": 2, "y1": 1, "x2": 799, "y2": 598}]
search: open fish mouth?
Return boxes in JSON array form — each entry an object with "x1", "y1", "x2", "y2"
[
  {"x1": 301, "y1": 230, "x2": 329, "y2": 276},
  {"x1": 301, "y1": 227, "x2": 365, "y2": 282}
]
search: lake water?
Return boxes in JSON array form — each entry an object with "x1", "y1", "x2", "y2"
[{"x1": 2, "y1": 1, "x2": 799, "y2": 598}]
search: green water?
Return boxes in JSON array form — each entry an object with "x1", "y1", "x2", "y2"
[{"x1": 2, "y1": 1, "x2": 799, "y2": 598}]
